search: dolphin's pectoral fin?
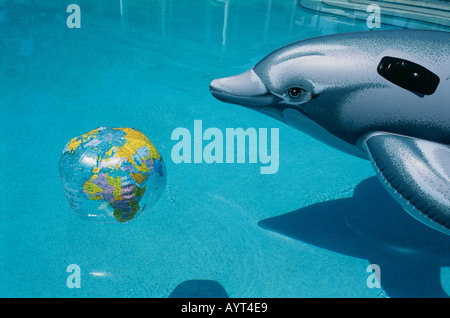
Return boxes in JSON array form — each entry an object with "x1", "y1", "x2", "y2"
[{"x1": 361, "y1": 132, "x2": 450, "y2": 235}]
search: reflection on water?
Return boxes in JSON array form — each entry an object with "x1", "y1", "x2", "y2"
[
  {"x1": 3, "y1": 0, "x2": 447, "y2": 61},
  {"x1": 1, "y1": 0, "x2": 386, "y2": 88},
  {"x1": 1, "y1": 0, "x2": 385, "y2": 60}
]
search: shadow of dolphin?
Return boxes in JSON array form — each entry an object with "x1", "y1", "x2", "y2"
[
  {"x1": 258, "y1": 177, "x2": 450, "y2": 298},
  {"x1": 168, "y1": 280, "x2": 229, "y2": 298}
]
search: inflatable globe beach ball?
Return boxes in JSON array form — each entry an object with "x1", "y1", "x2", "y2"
[{"x1": 59, "y1": 127, "x2": 166, "y2": 223}]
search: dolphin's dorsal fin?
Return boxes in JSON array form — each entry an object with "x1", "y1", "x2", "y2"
[
  {"x1": 377, "y1": 56, "x2": 440, "y2": 95},
  {"x1": 362, "y1": 132, "x2": 450, "y2": 235}
]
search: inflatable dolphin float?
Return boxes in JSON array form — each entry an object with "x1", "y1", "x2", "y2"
[{"x1": 210, "y1": 29, "x2": 450, "y2": 235}]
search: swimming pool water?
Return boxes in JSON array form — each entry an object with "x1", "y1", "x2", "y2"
[{"x1": 1, "y1": 0, "x2": 450, "y2": 298}]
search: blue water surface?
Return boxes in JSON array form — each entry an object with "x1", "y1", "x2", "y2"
[{"x1": 1, "y1": 0, "x2": 450, "y2": 297}]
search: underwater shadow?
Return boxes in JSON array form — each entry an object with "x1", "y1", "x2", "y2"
[
  {"x1": 258, "y1": 177, "x2": 450, "y2": 298},
  {"x1": 168, "y1": 280, "x2": 229, "y2": 298}
]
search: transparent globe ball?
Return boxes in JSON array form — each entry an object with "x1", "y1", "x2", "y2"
[{"x1": 59, "y1": 127, "x2": 166, "y2": 223}]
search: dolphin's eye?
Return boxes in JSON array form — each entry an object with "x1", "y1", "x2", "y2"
[{"x1": 287, "y1": 87, "x2": 304, "y2": 99}]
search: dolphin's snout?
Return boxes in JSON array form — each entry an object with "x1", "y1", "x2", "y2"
[
  {"x1": 210, "y1": 69, "x2": 267, "y2": 97},
  {"x1": 209, "y1": 69, "x2": 279, "y2": 107}
]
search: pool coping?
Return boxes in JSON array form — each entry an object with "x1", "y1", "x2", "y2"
[{"x1": 299, "y1": 0, "x2": 450, "y2": 29}]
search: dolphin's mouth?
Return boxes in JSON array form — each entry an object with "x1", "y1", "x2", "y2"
[
  {"x1": 209, "y1": 69, "x2": 281, "y2": 108},
  {"x1": 209, "y1": 87, "x2": 280, "y2": 108}
]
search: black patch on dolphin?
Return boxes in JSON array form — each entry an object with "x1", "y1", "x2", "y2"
[{"x1": 377, "y1": 56, "x2": 440, "y2": 96}]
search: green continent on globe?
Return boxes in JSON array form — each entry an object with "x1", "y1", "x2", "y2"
[{"x1": 62, "y1": 127, "x2": 166, "y2": 223}]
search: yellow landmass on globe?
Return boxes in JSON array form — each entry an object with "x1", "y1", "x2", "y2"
[
  {"x1": 130, "y1": 172, "x2": 147, "y2": 184},
  {"x1": 80, "y1": 128, "x2": 101, "y2": 142},
  {"x1": 113, "y1": 128, "x2": 160, "y2": 174},
  {"x1": 83, "y1": 175, "x2": 103, "y2": 200},
  {"x1": 105, "y1": 146, "x2": 116, "y2": 157},
  {"x1": 67, "y1": 138, "x2": 82, "y2": 153},
  {"x1": 107, "y1": 174, "x2": 125, "y2": 201},
  {"x1": 67, "y1": 128, "x2": 101, "y2": 153}
]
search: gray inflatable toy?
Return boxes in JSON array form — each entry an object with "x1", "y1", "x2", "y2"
[{"x1": 210, "y1": 29, "x2": 450, "y2": 235}]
